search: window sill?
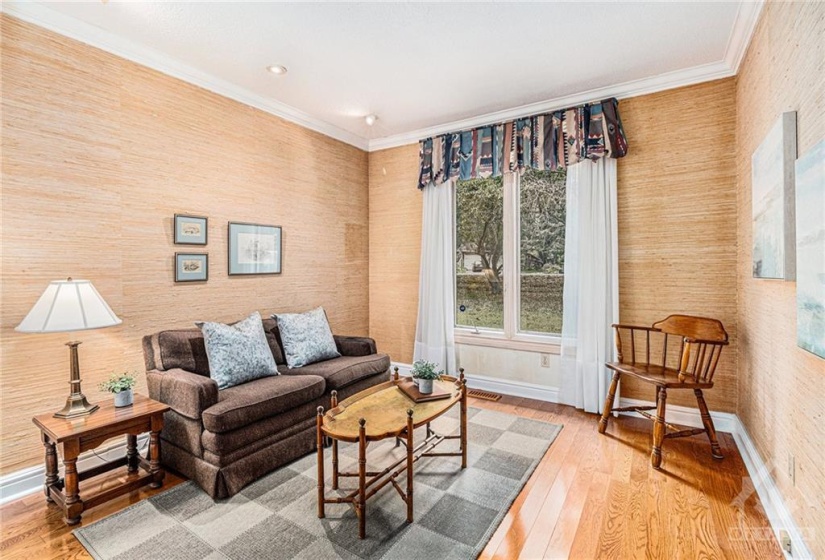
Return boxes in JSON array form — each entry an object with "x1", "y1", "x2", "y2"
[{"x1": 454, "y1": 330, "x2": 561, "y2": 354}]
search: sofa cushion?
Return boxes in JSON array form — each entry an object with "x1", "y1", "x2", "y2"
[
  {"x1": 334, "y1": 335, "x2": 377, "y2": 357},
  {"x1": 198, "y1": 312, "x2": 278, "y2": 390},
  {"x1": 274, "y1": 307, "x2": 340, "y2": 368},
  {"x1": 202, "y1": 374, "x2": 326, "y2": 433},
  {"x1": 279, "y1": 353, "x2": 390, "y2": 391},
  {"x1": 201, "y1": 369, "x2": 389, "y2": 460},
  {"x1": 202, "y1": 399, "x2": 319, "y2": 457},
  {"x1": 156, "y1": 329, "x2": 211, "y2": 376},
  {"x1": 261, "y1": 318, "x2": 286, "y2": 365}
]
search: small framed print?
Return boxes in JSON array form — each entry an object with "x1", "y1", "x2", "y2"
[
  {"x1": 228, "y1": 222, "x2": 282, "y2": 275},
  {"x1": 175, "y1": 253, "x2": 208, "y2": 282},
  {"x1": 174, "y1": 214, "x2": 208, "y2": 245}
]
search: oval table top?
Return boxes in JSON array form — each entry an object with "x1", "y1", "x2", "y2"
[{"x1": 321, "y1": 378, "x2": 462, "y2": 442}]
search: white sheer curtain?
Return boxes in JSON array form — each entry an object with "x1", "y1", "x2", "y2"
[
  {"x1": 558, "y1": 158, "x2": 619, "y2": 413},
  {"x1": 413, "y1": 180, "x2": 457, "y2": 373}
]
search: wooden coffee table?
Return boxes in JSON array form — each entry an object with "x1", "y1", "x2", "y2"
[{"x1": 316, "y1": 369, "x2": 467, "y2": 539}]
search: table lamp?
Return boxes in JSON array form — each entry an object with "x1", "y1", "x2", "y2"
[{"x1": 16, "y1": 278, "x2": 122, "y2": 418}]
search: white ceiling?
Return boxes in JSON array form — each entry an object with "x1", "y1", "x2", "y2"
[{"x1": 6, "y1": 1, "x2": 761, "y2": 150}]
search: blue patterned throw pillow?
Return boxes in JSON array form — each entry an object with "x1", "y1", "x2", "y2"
[
  {"x1": 274, "y1": 307, "x2": 340, "y2": 368},
  {"x1": 197, "y1": 311, "x2": 278, "y2": 390}
]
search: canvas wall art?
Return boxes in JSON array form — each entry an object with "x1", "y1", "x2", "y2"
[
  {"x1": 795, "y1": 138, "x2": 825, "y2": 359},
  {"x1": 752, "y1": 111, "x2": 797, "y2": 280}
]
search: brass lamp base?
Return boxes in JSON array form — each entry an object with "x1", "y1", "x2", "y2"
[
  {"x1": 54, "y1": 341, "x2": 98, "y2": 419},
  {"x1": 54, "y1": 393, "x2": 99, "y2": 419}
]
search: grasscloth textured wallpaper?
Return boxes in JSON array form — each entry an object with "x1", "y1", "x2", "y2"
[
  {"x1": 616, "y1": 79, "x2": 738, "y2": 412},
  {"x1": 367, "y1": 79, "x2": 740, "y2": 413},
  {"x1": 0, "y1": 16, "x2": 369, "y2": 475},
  {"x1": 368, "y1": 144, "x2": 423, "y2": 365},
  {"x1": 735, "y1": 2, "x2": 825, "y2": 556}
]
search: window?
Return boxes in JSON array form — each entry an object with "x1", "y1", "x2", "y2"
[
  {"x1": 455, "y1": 176, "x2": 504, "y2": 331},
  {"x1": 455, "y1": 169, "x2": 566, "y2": 341},
  {"x1": 519, "y1": 169, "x2": 566, "y2": 334}
]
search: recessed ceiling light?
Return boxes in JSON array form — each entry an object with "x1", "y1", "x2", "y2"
[
  {"x1": 365, "y1": 114, "x2": 378, "y2": 126},
  {"x1": 266, "y1": 65, "x2": 288, "y2": 75}
]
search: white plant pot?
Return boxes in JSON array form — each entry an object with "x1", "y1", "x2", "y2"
[
  {"x1": 417, "y1": 379, "x2": 434, "y2": 394},
  {"x1": 114, "y1": 389, "x2": 134, "y2": 408}
]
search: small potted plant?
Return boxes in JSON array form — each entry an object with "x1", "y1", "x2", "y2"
[
  {"x1": 99, "y1": 372, "x2": 137, "y2": 407},
  {"x1": 411, "y1": 360, "x2": 443, "y2": 395}
]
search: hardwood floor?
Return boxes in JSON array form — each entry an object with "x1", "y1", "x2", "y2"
[{"x1": 0, "y1": 395, "x2": 783, "y2": 559}]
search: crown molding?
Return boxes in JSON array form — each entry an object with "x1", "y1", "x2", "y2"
[
  {"x1": 368, "y1": 59, "x2": 734, "y2": 151},
  {"x1": 0, "y1": 1, "x2": 370, "y2": 151},
  {"x1": 3, "y1": 1, "x2": 764, "y2": 154},
  {"x1": 369, "y1": 1, "x2": 765, "y2": 152},
  {"x1": 724, "y1": 0, "x2": 765, "y2": 72}
]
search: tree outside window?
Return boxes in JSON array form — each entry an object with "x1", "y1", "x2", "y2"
[{"x1": 455, "y1": 169, "x2": 565, "y2": 336}]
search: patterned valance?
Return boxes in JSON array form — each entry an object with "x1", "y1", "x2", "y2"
[{"x1": 418, "y1": 97, "x2": 627, "y2": 189}]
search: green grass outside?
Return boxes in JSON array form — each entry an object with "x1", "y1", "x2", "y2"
[{"x1": 455, "y1": 274, "x2": 563, "y2": 335}]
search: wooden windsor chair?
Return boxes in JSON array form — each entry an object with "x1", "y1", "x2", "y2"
[{"x1": 597, "y1": 314, "x2": 729, "y2": 469}]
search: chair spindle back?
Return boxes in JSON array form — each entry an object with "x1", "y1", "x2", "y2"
[{"x1": 613, "y1": 315, "x2": 728, "y2": 383}]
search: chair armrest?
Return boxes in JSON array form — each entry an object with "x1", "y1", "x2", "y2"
[
  {"x1": 683, "y1": 337, "x2": 729, "y2": 346},
  {"x1": 146, "y1": 368, "x2": 218, "y2": 421},
  {"x1": 334, "y1": 335, "x2": 377, "y2": 357},
  {"x1": 612, "y1": 323, "x2": 660, "y2": 332}
]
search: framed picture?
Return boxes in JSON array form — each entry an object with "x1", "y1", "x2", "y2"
[
  {"x1": 174, "y1": 214, "x2": 208, "y2": 245},
  {"x1": 795, "y1": 138, "x2": 824, "y2": 358},
  {"x1": 228, "y1": 222, "x2": 282, "y2": 275},
  {"x1": 175, "y1": 253, "x2": 208, "y2": 282},
  {"x1": 751, "y1": 111, "x2": 797, "y2": 280}
]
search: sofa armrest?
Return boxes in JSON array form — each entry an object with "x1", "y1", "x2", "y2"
[
  {"x1": 334, "y1": 335, "x2": 377, "y2": 357},
  {"x1": 146, "y1": 368, "x2": 218, "y2": 421}
]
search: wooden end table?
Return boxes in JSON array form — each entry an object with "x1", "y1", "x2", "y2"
[
  {"x1": 317, "y1": 370, "x2": 467, "y2": 539},
  {"x1": 32, "y1": 394, "x2": 170, "y2": 526}
]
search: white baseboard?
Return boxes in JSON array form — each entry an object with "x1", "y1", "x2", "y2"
[
  {"x1": 731, "y1": 417, "x2": 813, "y2": 559},
  {"x1": 616, "y1": 396, "x2": 738, "y2": 434},
  {"x1": 0, "y1": 434, "x2": 149, "y2": 506},
  {"x1": 393, "y1": 363, "x2": 734, "y2": 432}
]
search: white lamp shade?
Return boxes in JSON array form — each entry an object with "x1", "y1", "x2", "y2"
[{"x1": 15, "y1": 279, "x2": 122, "y2": 333}]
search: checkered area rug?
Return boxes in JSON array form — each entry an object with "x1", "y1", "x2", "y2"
[{"x1": 74, "y1": 406, "x2": 561, "y2": 560}]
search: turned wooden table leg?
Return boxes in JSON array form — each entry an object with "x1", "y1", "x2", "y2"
[
  {"x1": 651, "y1": 387, "x2": 667, "y2": 469},
  {"x1": 61, "y1": 440, "x2": 82, "y2": 525},
  {"x1": 358, "y1": 418, "x2": 367, "y2": 539},
  {"x1": 126, "y1": 434, "x2": 139, "y2": 474},
  {"x1": 406, "y1": 409, "x2": 414, "y2": 523},
  {"x1": 316, "y1": 406, "x2": 325, "y2": 519},
  {"x1": 460, "y1": 377, "x2": 468, "y2": 469},
  {"x1": 42, "y1": 433, "x2": 58, "y2": 504},
  {"x1": 148, "y1": 414, "x2": 164, "y2": 488},
  {"x1": 330, "y1": 392, "x2": 339, "y2": 490},
  {"x1": 393, "y1": 369, "x2": 401, "y2": 448}
]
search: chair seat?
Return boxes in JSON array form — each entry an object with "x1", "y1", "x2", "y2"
[{"x1": 606, "y1": 362, "x2": 714, "y2": 389}]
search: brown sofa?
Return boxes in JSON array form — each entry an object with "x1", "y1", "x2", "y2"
[{"x1": 142, "y1": 317, "x2": 390, "y2": 498}]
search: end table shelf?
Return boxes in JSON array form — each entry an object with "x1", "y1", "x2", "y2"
[{"x1": 32, "y1": 394, "x2": 170, "y2": 526}]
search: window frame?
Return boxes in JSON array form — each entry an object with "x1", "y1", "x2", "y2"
[{"x1": 453, "y1": 172, "x2": 562, "y2": 354}]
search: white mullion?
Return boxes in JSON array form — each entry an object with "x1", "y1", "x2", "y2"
[{"x1": 502, "y1": 173, "x2": 520, "y2": 339}]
